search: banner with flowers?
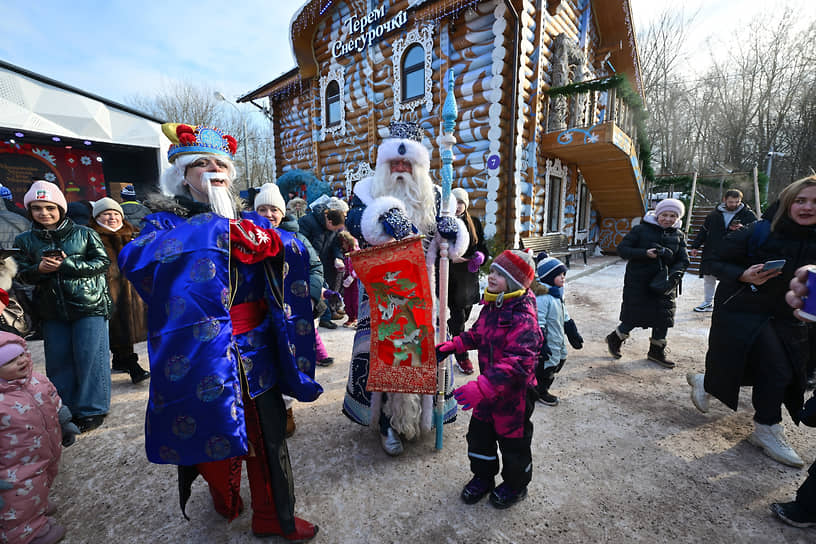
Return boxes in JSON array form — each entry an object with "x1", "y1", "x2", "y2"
[
  {"x1": 350, "y1": 236, "x2": 436, "y2": 395},
  {"x1": 0, "y1": 141, "x2": 106, "y2": 207}
]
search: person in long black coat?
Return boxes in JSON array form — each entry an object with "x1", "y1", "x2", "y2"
[
  {"x1": 447, "y1": 187, "x2": 488, "y2": 375},
  {"x1": 605, "y1": 198, "x2": 689, "y2": 368},
  {"x1": 686, "y1": 176, "x2": 816, "y2": 468},
  {"x1": 689, "y1": 189, "x2": 757, "y2": 312}
]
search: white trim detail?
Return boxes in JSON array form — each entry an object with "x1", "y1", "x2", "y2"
[
  {"x1": 392, "y1": 25, "x2": 435, "y2": 121},
  {"x1": 319, "y1": 66, "x2": 346, "y2": 141},
  {"x1": 544, "y1": 157, "x2": 569, "y2": 234},
  {"x1": 344, "y1": 161, "x2": 374, "y2": 200},
  {"x1": 484, "y1": 0, "x2": 506, "y2": 240}
]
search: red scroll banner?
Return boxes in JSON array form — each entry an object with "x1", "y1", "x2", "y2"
[{"x1": 350, "y1": 236, "x2": 436, "y2": 395}]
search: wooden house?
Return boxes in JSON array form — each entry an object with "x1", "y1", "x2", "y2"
[{"x1": 239, "y1": 0, "x2": 648, "y2": 251}]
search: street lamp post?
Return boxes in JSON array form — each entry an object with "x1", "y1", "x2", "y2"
[{"x1": 214, "y1": 91, "x2": 251, "y2": 188}]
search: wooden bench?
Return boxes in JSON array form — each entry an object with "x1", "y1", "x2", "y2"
[{"x1": 520, "y1": 234, "x2": 588, "y2": 268}]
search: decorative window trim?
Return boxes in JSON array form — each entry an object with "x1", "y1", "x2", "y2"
[
  {"x1": 319, "y1": 66, "x2": 346, "y2": 141},
  {"x1": 345, "y1": 162, "x2": 375, "y2": 200},
  {"x1": 544, "y1": 158, "x2": 569, "y2": 233},
  {"x1": 392, "y1": 25, "x2": 434, "y2": 121}
]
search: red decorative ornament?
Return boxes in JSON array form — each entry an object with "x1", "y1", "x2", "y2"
[
  {"x1": 223, "y1": 135, "x2": 238, "y2": 155},
  {"x1": 178, "y1": 133, "x2": 196, "y2": 146},
  {"x1": 176, "y1": 124, "x2": 194, "y2": 137}
]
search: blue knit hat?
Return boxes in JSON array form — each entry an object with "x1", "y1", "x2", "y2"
[
  {"x1": 0, "y1": 185, "x2": 12, "y2": 201},
  {"x1": 536, "y1": 257, "x2": 567, "y2": 285}
]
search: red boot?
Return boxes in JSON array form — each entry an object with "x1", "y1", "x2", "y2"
[
  {"x1": 246, "y1": 455, "x2": 318, "y2": 542},
  {"x1": 195, "y1": 459, "x2": 244, "y2": 520}
]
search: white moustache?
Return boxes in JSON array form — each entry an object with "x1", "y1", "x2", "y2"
[{"x1": 202, "y1": 172, "x2": 230, "y2": 185}]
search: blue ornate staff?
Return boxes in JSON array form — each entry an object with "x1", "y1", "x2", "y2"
[{"x1": 435, "y1": 70, "x2": 458, "y2": 449}]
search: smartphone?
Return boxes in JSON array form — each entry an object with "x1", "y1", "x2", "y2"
[
  {"x1": 41, "y1": 249, "x2": 63, "y2": 258},
  {"x1": 761, "y1": 259, "x2": 786, "y2": 272}
]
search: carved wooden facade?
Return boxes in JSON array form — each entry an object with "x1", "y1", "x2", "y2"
[{"x1": 240, "y1": 0, "x2": 646, "y2": 249}]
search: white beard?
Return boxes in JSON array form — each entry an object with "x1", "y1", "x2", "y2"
[
  {"x1": 202, "y1": 172, "x2": 237, "y2": 219},
  {"x1": 371, "y1": 164, "x2": 436, "y2": 234}
]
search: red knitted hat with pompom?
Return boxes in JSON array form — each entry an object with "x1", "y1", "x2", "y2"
[{"x1": 490, "y1": 249, "x2": 535, "y2": 291}]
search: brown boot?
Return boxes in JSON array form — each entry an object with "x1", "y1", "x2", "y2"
[{"x1": 286, "y1": 408, "x2": 296, "y2": 438}]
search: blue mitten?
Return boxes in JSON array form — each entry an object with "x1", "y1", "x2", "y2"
[
  {"x1": 381, "y1": 208, "x2": 417, "y2": 240},
  {"x1": 436, "y1": 216, "x2": 458, "y2": 240}
]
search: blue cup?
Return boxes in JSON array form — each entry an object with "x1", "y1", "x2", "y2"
[{"x1": 800, "y1": 268, "x2": 816, "y2": 321}]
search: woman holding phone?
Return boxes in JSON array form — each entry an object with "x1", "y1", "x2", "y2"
[
  {"x1": 13, "y1": 181, "x2": 112, "y2": 433},
  {"x1": 687, "y1": 175, "x2": 816, "y2": 468}
]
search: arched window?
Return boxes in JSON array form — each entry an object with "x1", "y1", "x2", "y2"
[
  {"x1": 402, "y1": 44, "x2": 425, "y2": 102},
  {"x1": 325, "y1": 81, "x2": 340, "y2": 127}
]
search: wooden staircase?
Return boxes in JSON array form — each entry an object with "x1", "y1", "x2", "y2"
[{"x1": 686, "y1": 205, "x2": 715, "y2": 274}]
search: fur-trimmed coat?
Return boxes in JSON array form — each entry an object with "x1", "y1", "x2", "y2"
[{"x1": 90, "y1": 220, "x2": 148, "y2": 350}]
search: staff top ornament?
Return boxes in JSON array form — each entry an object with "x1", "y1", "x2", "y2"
[{"x1": 161, "y1": 123, "x2": 238, "y2": 163}]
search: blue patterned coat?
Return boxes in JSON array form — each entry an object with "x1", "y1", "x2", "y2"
[{"x1": 119, "y1": 208, "x2": 322, "y2": 466}]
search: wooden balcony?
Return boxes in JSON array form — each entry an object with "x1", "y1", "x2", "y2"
[{"x1": 540, "y1": 79, "x2": 647, "y2": 219}]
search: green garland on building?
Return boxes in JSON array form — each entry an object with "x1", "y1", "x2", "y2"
[{"x1": 547, "y1": 74, "x2": 654, "y2": 181}]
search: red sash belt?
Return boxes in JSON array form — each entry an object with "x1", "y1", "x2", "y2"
[{"x1": 230, "y1": 299, "x2": 268, "y2": 335}]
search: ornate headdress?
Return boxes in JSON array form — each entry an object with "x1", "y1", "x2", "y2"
[
  {"x1": 161, "y1": 123, "x2": 237, "y2": 163},
  {"x1": 388, "y1": 121, "x2": 423, "y2": 142}
]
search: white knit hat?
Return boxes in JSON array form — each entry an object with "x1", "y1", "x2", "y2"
[
  {"x1": 452, "y1": 187, "x2": 469, "y2": 209},
  {"x1": 654, "y1": 198, "x2": 685, "y2": 218},
  {"x1": 92, "y1": 197, "x2": 123, "y2": 218},
  {"x1": 254, "y1": 183, "x2": 286, "y2": 213}
]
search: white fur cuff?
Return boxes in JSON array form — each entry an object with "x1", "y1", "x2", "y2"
[
  {"x1": 448, "y1": 217, "x2": 470, "y2": 259},
  {"x1": 361, "y1": 196, "x2": 407, "y2": 246}
]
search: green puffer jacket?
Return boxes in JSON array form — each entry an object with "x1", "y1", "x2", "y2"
[{"x1": 13, "y1": 218, "x2": 112, "y2": 321}]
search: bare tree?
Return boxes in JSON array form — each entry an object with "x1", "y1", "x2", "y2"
[{"x1": 128, "y1": 82, "x2": 276, "y2": 191}]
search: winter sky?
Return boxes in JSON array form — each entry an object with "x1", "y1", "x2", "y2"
[{"x1": 1, "y1": 0, "x2": 813, "y2": 113}]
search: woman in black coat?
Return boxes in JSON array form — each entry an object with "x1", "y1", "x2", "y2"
[
  {"x1": 687, "y1": 176, "x2": 816, "y2": 468},
  {"x1": 606, "y1": 198, "x2": 689, "y2": 368},
  {"x1": 447, "y1": 188, "x2": 488, "y2": 375}
]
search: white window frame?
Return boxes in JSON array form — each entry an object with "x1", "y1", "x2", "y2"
[
  {"x1": 544, "y1": 157, "x2": 569, "y2": 234},
  {"x1": 319, "y1": 66, "x2": 346, "y2": 141},
  {"x1": 392, "y1": 25, "x2": 434, "y2": 120}
]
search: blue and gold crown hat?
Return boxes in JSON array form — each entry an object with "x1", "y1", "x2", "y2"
[{"x1": 161, "y1": 123, "x2": 237, "y2": 163}]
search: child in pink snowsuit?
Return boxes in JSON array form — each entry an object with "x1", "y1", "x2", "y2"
[
  {"x1": 0, "y1": 332, "x2": 77, "y2": 544},
  {"x1": 437, "y1": 250, "x2": 542, "y2": 510}
]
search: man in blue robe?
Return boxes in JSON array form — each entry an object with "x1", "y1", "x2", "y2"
[{"x1": 119, "y1": 122, "x2": 321, "y2": 542}]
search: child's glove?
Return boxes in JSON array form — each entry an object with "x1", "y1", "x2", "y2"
[
  {"x1": 538, "y1": 327, "x2": 552, "y2": 363},
  {"x1": 467, "y1": 251, "x2": 485, "y2": 273},
  {"x1": 0, "y1": 479, "x2": 12, "y2": 508},
  {"x1": 58, "y1": 405, "x2": 80, "y2": 447},
  {"x1": 453, "y1": 375, "x2": 495, "y2": 410},
  {"x1": 343, "y1": 275, "x2": 354, "y2": 288},
  {"x1": 564, "y1": 319, "x2": 583, "y2": 350},
  {"x1": 435, "y1": 341, "x2": 457, "y2": 363}
]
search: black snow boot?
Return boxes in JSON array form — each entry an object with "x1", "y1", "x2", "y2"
[
  {"x1": 121, "y1": 353, "x2": 150, "y2": 384},
  {"x1": 647, "y1": 339, "x2": 675, "y2": 369},
  {"x1": 605, "y1": 329, "x2": 626, "y2": 359}
]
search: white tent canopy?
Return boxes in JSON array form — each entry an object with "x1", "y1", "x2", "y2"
[{"x1": 0, "y1": 60, "x2": 165, "y2": 152}]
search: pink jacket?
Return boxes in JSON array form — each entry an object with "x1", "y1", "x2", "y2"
[
  {"x1": 452, "y1": 290, "x2": 542, "y2": 438},
  {"x1": 0, "y1": 364, "x2": 62, "y2": 544}
]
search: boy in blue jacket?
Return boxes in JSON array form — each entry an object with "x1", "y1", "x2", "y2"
[{"x1": 533, "y1": 257, "x2": 583, "y2": 406}]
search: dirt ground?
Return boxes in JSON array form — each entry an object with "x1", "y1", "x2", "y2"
[{"x1": 35, "y1": 256, "x2": 815, "y2": 543}]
